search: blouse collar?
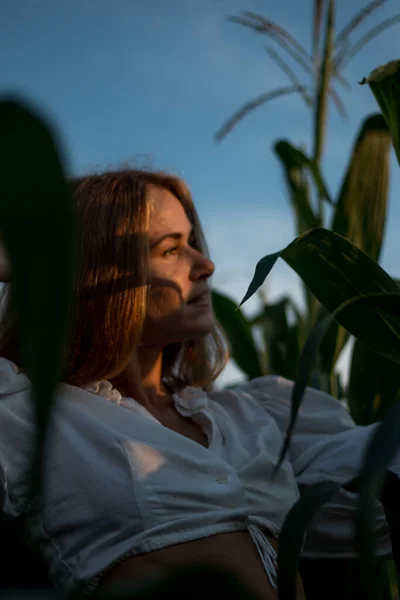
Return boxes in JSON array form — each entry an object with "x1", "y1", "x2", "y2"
[{"x1": 81, "y1": 379, "x2": 208, "y2": 412}]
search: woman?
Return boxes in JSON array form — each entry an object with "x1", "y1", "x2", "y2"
[{"x1": 0, "y1": 169, "x2": 395, "y2": 599}]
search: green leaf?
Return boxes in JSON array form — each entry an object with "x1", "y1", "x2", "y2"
[
  {"x1": 240, "y1": 250, "x2": 282, "y2": 308},
  {"x1": 356, "y1": 397, "x2": 400, "y2": 597},
  {"x1": 274, "y1": 140, "x2": 333, "y2": 209},
  {"x1": 274, "y1": 143, "x2": 316, "y2": 234},
  {"x1": 251, "y1": 297, "x2": 303, "y2": 381},
  {"x1": 360, "y1": 59, "x2": 400, "y2": 166},
  {"x1": 273, "y1": 313, "x2": 333, "y2": 477},
  {"x1": 347, "y1": 339, "x2": 400, "y2": 425},
  {"x1": 320, "y1": 113, "x2": 391, "y2": 373},
  {"x1": 240, "y1": 229, "x2": 399, "y2": 356},
  {"x1": 211, "y1": 290, "x2": 263, "y2": 379},
  {"x1": 274, "y1": 292, "x2": 400, "y2": 473},
  {"x1": 283, "y1": 293, "x2": 400, "y2": 473},
  {"x1": 277, "y1": 481, "x2": 343, "y2": 600},
  {"x1": 0, "y1": 100, "x2": 77, "y2": 500},
  {"x1": 331, "y1": 113, "x2": 390, "y2": 260}
]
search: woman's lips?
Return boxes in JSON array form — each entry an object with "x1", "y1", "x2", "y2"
[{"x1": 188, "y1": 290, "x2": 210, "y2": 304}]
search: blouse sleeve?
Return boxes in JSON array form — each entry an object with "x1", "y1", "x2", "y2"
[
  {"x1": 240, "y1": 375, "x2": 396, "y2": 558},
  {"x1": 0, "y1": 387, "x2": 36, "y2": 522}
]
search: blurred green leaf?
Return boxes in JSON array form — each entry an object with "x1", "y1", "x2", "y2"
[
  {"x1": 274, "y1": 140, "x2": 333, "y2": 210},
  {"x1": 331, "y1": 113, "x2": 390, "y2": 260},
  {"x1": 360, "y1": 59, "x2": 400, "y2": 165},
  {"x1": 277, "y1": 481, "x2": 343, "y2": 600},
  {"x1": 275, "y1": 292, "x2": 400, "y2": 473},
  {"x1": 251, "y1": 297, "x2": 303, "y2": 381},
  {"x1": 274, "y1": 144, "x2": 316, "y2": 235},
  {"x1": 347, "y1": 339, "x2": 400, "y2": 425},
  {"x1": 319, "y1": 113, "x2": 391, "y2": 373},
  {"x1": 273, "y1": 313, "x2": 333, "y2": 476},
  {"x1": 0, "y1": 99, "x2": 77, "y2": 500},
  {"x1": 212, "y1": 290, "x2": 263, "y2": 379},
  {"x1": 356, "y1": 394, "x2": 400, "y2": 597},
  {"x1": 347, "y1": 279, "x2": 400, "y2": 426}
]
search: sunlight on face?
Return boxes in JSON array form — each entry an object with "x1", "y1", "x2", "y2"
[{"x1": 141, "y1": 186, "x2": 215, "y2": 347}]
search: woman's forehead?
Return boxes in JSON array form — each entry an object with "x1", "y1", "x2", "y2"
[{"x1": 148, "y1": 186, "x2": 191, "y2": 233}]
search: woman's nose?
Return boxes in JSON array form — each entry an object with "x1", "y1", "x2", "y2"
[{"x1": 191, "y1": 254, "x2": 215, "y2": 281}]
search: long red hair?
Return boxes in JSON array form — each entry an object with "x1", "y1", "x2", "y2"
[{"x1": 0, "y1": 169, "x2": 228, "y2": 389}]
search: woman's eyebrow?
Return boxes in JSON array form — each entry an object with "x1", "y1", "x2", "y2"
[{"x1": 151, "y1": 229, "x2": 194, "y2": 248}]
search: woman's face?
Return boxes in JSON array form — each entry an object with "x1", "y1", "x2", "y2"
[{"x1": 141, "y1": 185, "x2": 215, "y2": 347}]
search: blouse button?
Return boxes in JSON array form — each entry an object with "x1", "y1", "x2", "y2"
[{"x1": 216, "y1": 475, "x2": 229, "y2": 484}]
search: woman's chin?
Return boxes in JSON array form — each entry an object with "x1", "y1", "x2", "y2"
[
  {"x1": 168, "y1": 315, "x2": 216, "y2": 343},
  {"x1": 175, "y1": 323, "x2": 215, "y2": 343},
  {"x1": 142, "y1": 309, "x2": 216, "y2": 345}
]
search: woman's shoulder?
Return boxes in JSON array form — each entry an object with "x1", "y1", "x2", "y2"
[
  {"x1": 0, "y1": 357, "x2": 32, "y2": 398},
  {"x1": 209, "y1": 374, "x2": 294, "y2": 404},
  {"x1": 207, "y1": 374, "x2": 355, "y2": 434}
]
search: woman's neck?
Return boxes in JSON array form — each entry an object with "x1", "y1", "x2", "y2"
[{"x1": 110, "y1": 346, "x2": 173, "y2": 411}]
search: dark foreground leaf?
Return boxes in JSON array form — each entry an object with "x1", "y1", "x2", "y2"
[
  {"x1": 356, "y1": 398, "x2": 400, "y2": 596},
  {"x1": 0, "y1": 99, "x2": 77, "y2": 502},
  {"x1": 277, "y1": 481, "x2": 343, "y2": 600}
]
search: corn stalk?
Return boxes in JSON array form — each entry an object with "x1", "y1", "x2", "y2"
[{"x1": 214, "y1": 1, "x2": 397, "y2": 390}]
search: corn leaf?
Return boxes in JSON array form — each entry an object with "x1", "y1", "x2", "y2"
[
  {"x1": 347, "y1": 339, "x2": 400, "y2": 426},
  {"x1": 319, "y1": 113, "x2": 391, "y2": 373},
  {"x1": 251, "y1": 298, "x2": 303, "y2": 381},
  {"x1": 273, "y1": 312, "x2": 334, "y2": 476},
  {"x1": 332, "y1": 113, "x2": 390, "y2": 261},
  {"x1": 239, "y1": 229, "x2": 400, "y2": 358},
  {"x1": 240, "y1": 227, "x2": 397, "y2": 304},
  {"x1": 356, "y1": 393, "x2": 400, "y2": 596},
  {"x1": 211, "y1": 290, "x2": 263, "y2": 379},
  {"x1": 274, "y1": 140, "x2": 333, "y2": 210},
  {"x1": 360, "y1": 59, "x2": 400, "y2": 166},
  {"x1": 277, "y1": 481, "x2": 344, "y2": 600},
  {"x1": 347, "y1": 279, "x2": 400, "y2": 426},
  {"x1": 0, "y1": 99, "x2": 77, "y2": 501},
  {"x1": 275, "y1": 292, "x2": 400, "y2": 474}
]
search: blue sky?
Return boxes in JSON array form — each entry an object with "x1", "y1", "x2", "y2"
[{"x1": 2, "y1": 0, "x2": 400, "y2": 386}]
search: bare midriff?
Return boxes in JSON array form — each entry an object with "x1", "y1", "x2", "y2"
[
  {"x1": 97, "y1": 406, "x2": 305, "y2": 599},
  {"x1": 98, "y1": 530, "x2": 305, "y2": 600}
]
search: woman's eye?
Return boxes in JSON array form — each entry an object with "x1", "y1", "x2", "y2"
[{"x1": 162, "y1": 246, "x2": 178, "y2": 257}]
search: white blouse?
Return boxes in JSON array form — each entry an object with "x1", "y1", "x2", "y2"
[{"x1": 0, "y1": 358, "x2": 395, "y2": 596}]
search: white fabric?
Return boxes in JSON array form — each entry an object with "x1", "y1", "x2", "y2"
[{"x1": 0, "y1": 359, "x2": 396, "y2": 596}]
